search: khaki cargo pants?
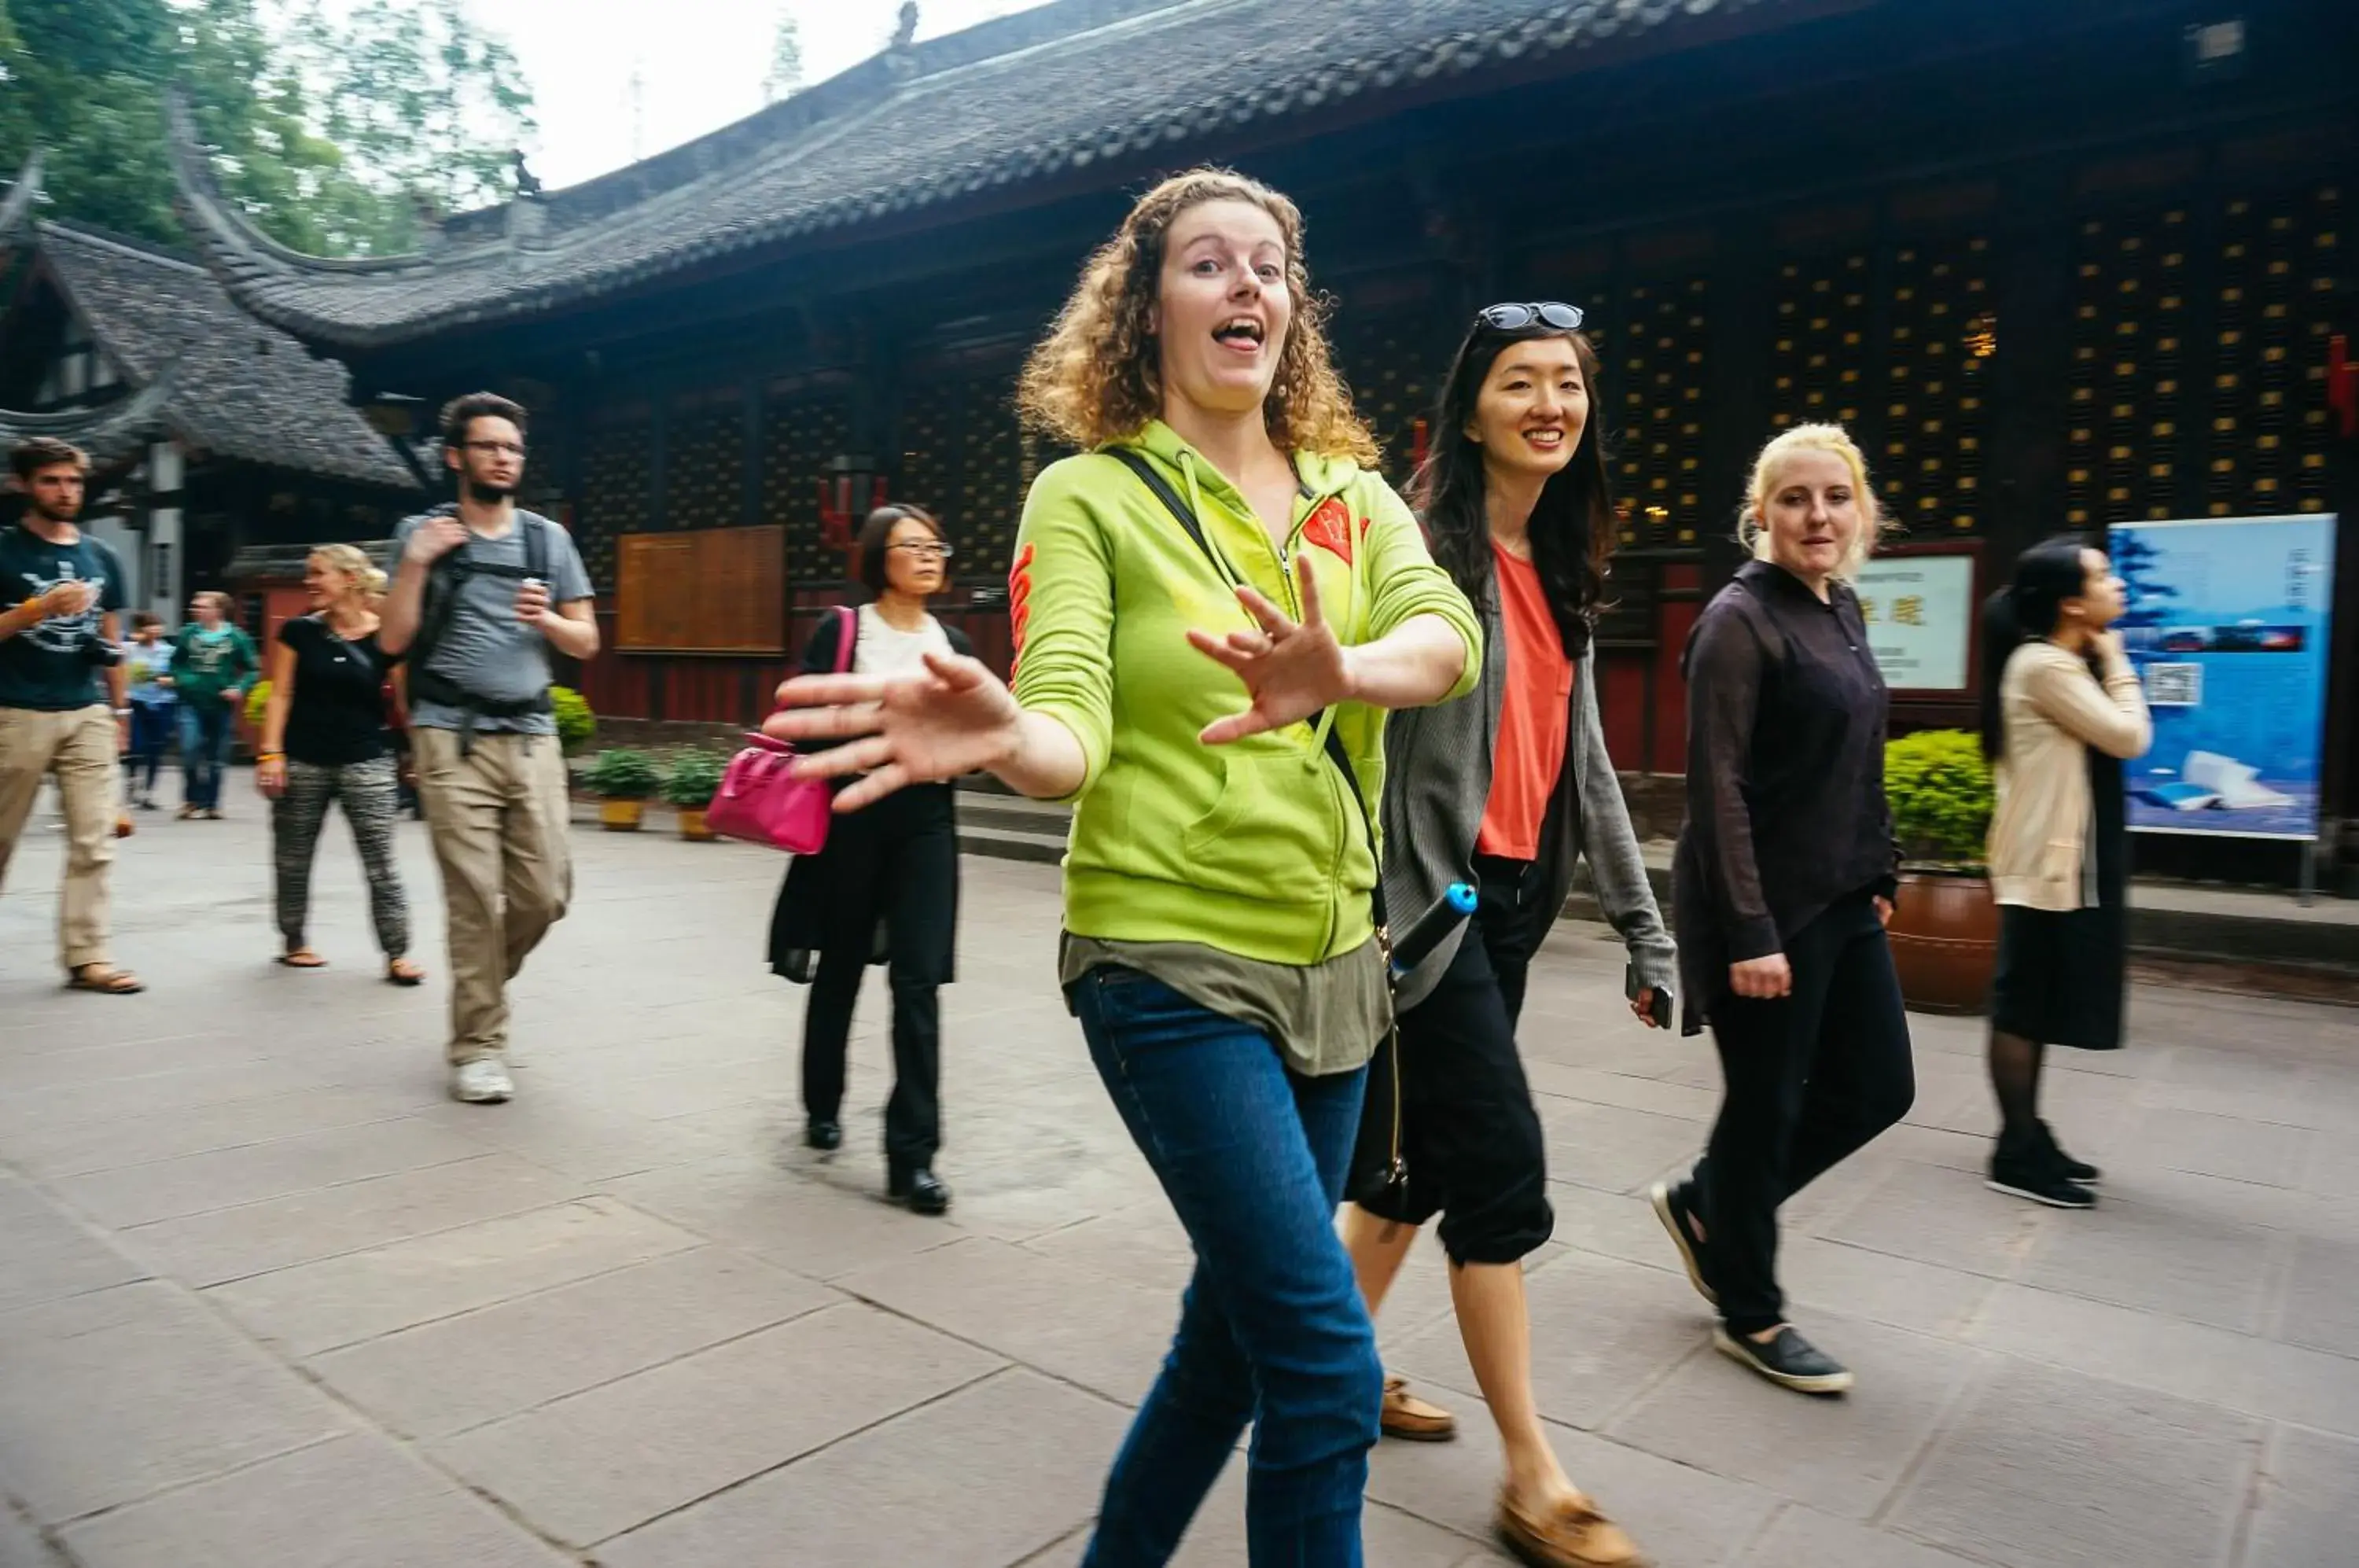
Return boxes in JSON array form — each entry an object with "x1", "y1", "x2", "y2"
[
  {"x1": 414, "y1": 728, "x2": 573, "y2": 1065},
  {"x1": 0, "y1": 705, "x2": 120, "y2": 972}
]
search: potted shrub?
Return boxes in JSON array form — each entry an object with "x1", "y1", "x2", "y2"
[
  {"x1": 663, "y1": 749, "x2": 726, "y2": 841},
  {"x1": 584, "y1": 747, "x2": 660, "y2": 831},
  {"x1": 1882, "y1": 728, "x2": 1998, "y2": 1014},
  {"x1": 551, "y1": 686, "x2": 597, "y2": 756}
]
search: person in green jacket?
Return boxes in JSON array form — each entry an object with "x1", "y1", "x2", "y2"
[
  {"x1": 768, "y1": 169, "x2": 1480, "y2": 1567},
  {"x1": 165, "y1": 591, "x2": 259, "y2": 819}
]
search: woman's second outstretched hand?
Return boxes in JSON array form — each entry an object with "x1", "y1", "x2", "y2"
[
  {"x1": 767, "y1": 652, "x2": 1021, "y2": 812},
  {"x1": 1187, "y1": 553, "x2": 1354, "y2": 745}
]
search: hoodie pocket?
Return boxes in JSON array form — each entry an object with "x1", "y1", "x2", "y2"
[{"x1": 1180, "y1": 749, "x2": 1332, "y2": 900}]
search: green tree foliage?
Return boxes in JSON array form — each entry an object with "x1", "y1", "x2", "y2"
[{"x1": 0, "y1": 0, "x2": 534, "y2": 257}]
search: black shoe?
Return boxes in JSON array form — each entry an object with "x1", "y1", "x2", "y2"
[
  {"x1": 804, "y1": 1117, "x2": 841, "y2": 1151},
  {"x1": 1713, "y1": 1324, "x2": 1853, "y2": 1395},
  {"x1": 1650, "y1": 1179, "x2": 1717, "y2": 1307},
  {"x1": 1988, "y1": 1148, "x2": 2096, "y2": 1209},
  {"x1": 2036, "y1": 1120, "x2": 2100, "y2": 1185},
  {"x1": 889, "y1": 1165, "x2": 951, "y2": 1216}
]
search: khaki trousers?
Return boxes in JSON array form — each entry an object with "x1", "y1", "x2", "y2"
[
  {"x1": 0, "y1": 705, "x2": 119, "y2": 971},
  {"x1": 414, "y1": 728, "x2": 573, "y2": 1065}
]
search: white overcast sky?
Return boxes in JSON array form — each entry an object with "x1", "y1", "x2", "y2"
[{"x1": 469, "y1": 0, "x2": 1052, "y2": 189}]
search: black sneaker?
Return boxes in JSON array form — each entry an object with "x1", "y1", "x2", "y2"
[
  {"x1": 1713, "y1": 1324, "x2": 1853, "y2": 1395},
  {"x1": 2037, "y1": 1120, "x2": 2100, "y2": 1185},
  {"x1": 804, "y1": 1117, "x2": 841, "y2": 1151},
  {"x1": 1988, "y1": 1147, "x2": 2096, "y2": 1209},
  {"x1": 1650, "y1": 1179, "x2": 1717, "y2": 1307}
]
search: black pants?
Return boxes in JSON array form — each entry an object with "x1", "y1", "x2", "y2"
[
  {"x1": 1695, "y1": 890, "x2": 1915, "y2": 1334},
  {"x1": 1351, "y1": 854, "x2": 1555, "y2": 1264},
  {"x1": 800, "y1": 796, "x2": 955, "y2": 1170}
]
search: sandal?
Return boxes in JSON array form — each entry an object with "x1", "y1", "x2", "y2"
[
  {"x1": 385, "y1": 958, "x2": 426, "y2": 987},
  {"x1": 277, "y1": 949, "x2": 328, "y2": 969},
  {"x1": 66, "y1": 964, "x2": 145, "y2": 995}
]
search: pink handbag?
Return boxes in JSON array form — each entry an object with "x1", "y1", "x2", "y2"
[{"x1": 707, "y1": 608, "x2": 852, "y2": 854}]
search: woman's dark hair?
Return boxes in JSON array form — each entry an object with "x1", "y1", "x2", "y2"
[
  {"x1": 1979, "y1": 535, "x2": 2095, "y2": 761},
  {"x1": 1411, "y1": 322, "x2": 1610, "y2": 657},
  {"x1": 857, "y1": 503, "x2": 944, "y2": 597}
]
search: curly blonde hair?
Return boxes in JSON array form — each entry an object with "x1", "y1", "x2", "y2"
[
  {"x1": 1016, "y1": 168, "x2": 1376, "y2": 464},
  {"x1": 1737, "y1": 422, "x2": 1891, "y2": 581}
]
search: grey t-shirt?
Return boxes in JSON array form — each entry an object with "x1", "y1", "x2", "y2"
[{"x1": 391, "y1": 508, "x2": 593, "y2": 735}]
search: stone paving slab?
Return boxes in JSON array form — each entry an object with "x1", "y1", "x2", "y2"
[
  {"x1": 308, "y1": 1244, "x2": 840, "y2": 1441},
  {"x1": 57, "y1": 1433, "x2": 572, "y2": 1568},
  {"x1": 432, "y1": 1302, "x2": 1006, "y2": 1547},
  {"x1": 1884, "y1": 1358, "x2": 2263, "y2": 1568},
  {"x1": 2, "y1": 810, "x2": 2356, "y2": 1566}
]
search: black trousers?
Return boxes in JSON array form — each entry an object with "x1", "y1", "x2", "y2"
[
  {"x1": 1351, "y1": 853, "x2": 1556, "y2": 1264},
  {"x1": 800, "y1": 794, "x2": 955, "y2": 1169},
  {"x1": 1695, "y1": 890, "x2": 1915, "y2": 1334}
]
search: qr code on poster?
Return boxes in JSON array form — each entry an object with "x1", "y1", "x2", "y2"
[{"x1": 2144, "y1": 662, "x2": 2202, "y2": 707}]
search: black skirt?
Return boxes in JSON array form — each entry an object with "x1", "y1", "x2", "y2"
[
  {"x1": 1989, "y1": 752, "x2": 2127, "y2": 1051},
  {"x1": 767, "y1": 782, "x2": 959, "y2": 985}
]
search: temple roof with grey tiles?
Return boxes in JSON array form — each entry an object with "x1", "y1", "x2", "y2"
[
  {"x1": 167, "y1": 0, "x2": 1781, "y2": 350},
  {"x1": 0, "y1": 187, "x2": 420, "y2": 488}
]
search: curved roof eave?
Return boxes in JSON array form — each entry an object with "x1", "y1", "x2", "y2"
[
  {"x1": 165, "y1": 0, "x2": 1790, "y2": 353},
  {"x1": 0, "y1": 374, "x2": 179, "y2": 469}
]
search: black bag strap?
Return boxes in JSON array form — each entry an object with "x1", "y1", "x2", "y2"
[
  {"x1": 1104, "y1": 447, "x2": 1387, "y2": 937},
  {"x1": 413, "y1": 511, "x2": 553, "y2": 673}
]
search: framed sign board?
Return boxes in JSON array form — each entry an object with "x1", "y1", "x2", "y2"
[
  {"x1": 2112, "y1": 513, "x2": 2336, "y2": 842},
  {"x1": 615, "y1": 525, "x2": 786, "y2": 654},
  {"x1": 1852, "y1": 543, "x2": 1982, "y2": 696}
]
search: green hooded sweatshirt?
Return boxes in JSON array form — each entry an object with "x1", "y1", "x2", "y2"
[{"x1": 1009, "y1": 421, "x2": 1481, "y2": 967}]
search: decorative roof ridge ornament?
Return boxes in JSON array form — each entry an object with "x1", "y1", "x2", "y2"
[
  {"x1": 887, "y1": 3, "x2": 922, "y2": 82},
  {"x1": 0, "y1": 149, "x2": 47, "y2": 246}
]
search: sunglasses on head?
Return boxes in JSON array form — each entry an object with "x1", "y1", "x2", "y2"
[{"x1": 1477, "y1": 301, "x2": 1585, "y2": 332}]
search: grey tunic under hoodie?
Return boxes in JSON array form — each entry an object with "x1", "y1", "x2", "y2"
[{"x1": 1380, "y1": 583, "x2": 1676, "y2": 1014}]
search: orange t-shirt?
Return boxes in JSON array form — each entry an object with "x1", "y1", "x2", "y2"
[{"x1": 1475, "y1": 543, "x2": 1574, "y2": 862}]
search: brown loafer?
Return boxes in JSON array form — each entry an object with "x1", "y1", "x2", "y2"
[
  {"x1": 1497, "y1": 1488, "x2": 1647, "y2": 1568},
  {"x1": 1378, "y1": 1373, "x2": 1456, "y2": 1441}
]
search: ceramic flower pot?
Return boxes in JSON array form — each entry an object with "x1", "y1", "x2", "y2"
[
  {"x1": 599, "y1": 799, "x2": 645, "y2": 832},
  {"x1": 1886, "y1": 870, "x2": 1999, "y2": 1014},
  {"x1": 677, "y1": 807, "x2": 716, "y2": 841}
]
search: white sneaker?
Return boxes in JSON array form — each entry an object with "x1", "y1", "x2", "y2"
[{"x1": 451, "y1": 1057, "x2": 513, "y2": 1104}]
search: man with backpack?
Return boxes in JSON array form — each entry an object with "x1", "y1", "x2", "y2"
[{"x1": 380, "y1": 393, "x2": 598, "y2": 1103}]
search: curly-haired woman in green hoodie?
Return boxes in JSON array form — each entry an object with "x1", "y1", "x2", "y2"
[{"x1": 767, "y1": 169, "x2": 1481, "y2": 1566}]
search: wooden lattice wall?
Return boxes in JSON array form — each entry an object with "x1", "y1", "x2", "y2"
[{"x1": 1610, "y1": 277, "x2": 1712, "y2": 549}]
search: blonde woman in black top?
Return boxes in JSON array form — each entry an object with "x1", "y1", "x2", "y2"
[
  {"x1": 1654, "y1": 424, "x2": 1913, "y2": 1397},
  {"x1": 256, "y1": 544, "x2": 421, "y2": 984}
]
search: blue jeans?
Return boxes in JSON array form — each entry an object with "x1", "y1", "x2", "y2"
[
  {"x1": 1072, "y1": 966, "x2": 1380, "y2": 1568},
  {"x1": 178, "y1": 700, "x2": 235, "y2": 810},
  {"x1": 124, "y1": 701, "x2": 175, "y2": 796}
]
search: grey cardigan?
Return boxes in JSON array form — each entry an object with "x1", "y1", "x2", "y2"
[{"x1": 1380, "y1": 585, "x2": 1677, "y2": 1012}]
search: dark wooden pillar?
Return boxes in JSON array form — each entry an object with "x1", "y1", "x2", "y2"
[{"x1": 1985, "y1": 164, "x2": 2077, "y2": 564}]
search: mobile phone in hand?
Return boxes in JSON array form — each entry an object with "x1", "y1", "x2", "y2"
[{"x1": 1628, "y1": 963, "x2": 1673, "y2": 1029}]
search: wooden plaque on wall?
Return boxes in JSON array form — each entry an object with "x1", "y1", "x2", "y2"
[{"x1": 615, "y1": 525, "x2": 786, "y2": 653}]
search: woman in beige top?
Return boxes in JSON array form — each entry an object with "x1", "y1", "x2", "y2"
[{"x1": 1978, "y1": 537, "x2": 2150, "y2": 1209}]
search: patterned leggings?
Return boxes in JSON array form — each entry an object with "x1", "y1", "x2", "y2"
[{"x1": 272, "y1": 756, "x2": 410, "y2": 956}]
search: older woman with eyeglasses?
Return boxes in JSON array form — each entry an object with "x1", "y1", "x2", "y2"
[{"x1": 767, "y1": 502, "x2": 972, "y2": 1214}]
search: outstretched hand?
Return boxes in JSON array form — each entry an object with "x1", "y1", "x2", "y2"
[
  {"x1": 764, "y1": 650, "x2": 1021, "y2": 812},
  {"x1": 1186, "y1": 554, "x2": 1356, "y2": 745}
]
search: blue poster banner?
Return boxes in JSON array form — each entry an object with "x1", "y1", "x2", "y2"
[{"x1": 2112, "y1": 514, "x2": 2337, "y2": 841}]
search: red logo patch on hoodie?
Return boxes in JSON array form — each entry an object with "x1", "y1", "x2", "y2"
[
  {"x1": 1007, "y1": 543, "x2": 1036, "y2": 672},
  {"x1": 1301, "y1": 498, "x2": 1357, "y2": 565}
]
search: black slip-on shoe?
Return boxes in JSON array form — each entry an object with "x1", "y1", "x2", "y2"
[
  {"x1": 1713, "y1": 1324, "x2": 1853, "y2": 1395},
  {"x1": 1649, "y1": 1180, "x2": 1717, "y2": 1308}
]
